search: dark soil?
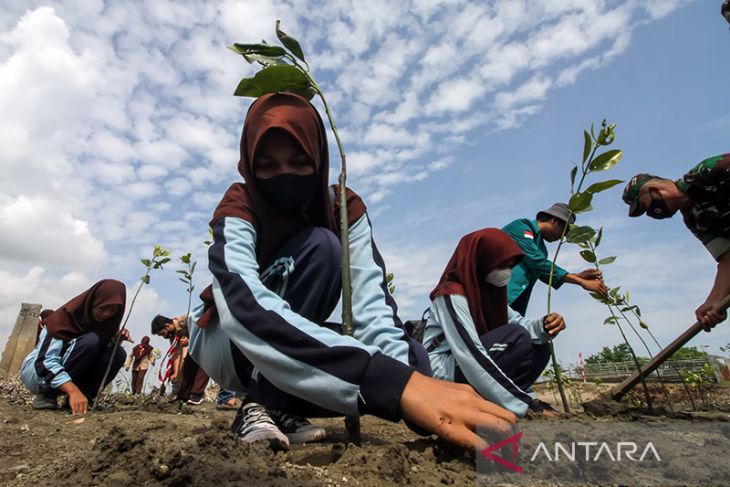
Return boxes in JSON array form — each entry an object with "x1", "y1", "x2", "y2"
[{"x1": 1, "y1": 378, "x2": 729, "y2": 486}]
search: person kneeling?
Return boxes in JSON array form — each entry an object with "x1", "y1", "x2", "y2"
[
  {"x1": 424, "y1": 228, "x2": 566, "y2": 417},
  {"x1": 20, "y1": 279, "x2": 130, "y2": 414}
]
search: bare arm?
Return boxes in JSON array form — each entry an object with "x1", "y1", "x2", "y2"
[
  {"x1": 696, "y1": 251, "x2": 730, "y2": 330},
  {"x1": 563, "y1": 269, "x2": 608, "y2": 296},
  {"x1": 58, "y1": 381, "x2": 88, "y2": 414}
]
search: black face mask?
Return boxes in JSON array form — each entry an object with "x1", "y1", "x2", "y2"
[
  {"x1": 255, "y1": 173, "x2": 318, "y2": 214},
  {"x1": 646, "y1": 191, "x2": 676, "y2": 219}
]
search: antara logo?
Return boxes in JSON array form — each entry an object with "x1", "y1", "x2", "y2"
[
  {"x1": 480, "y1": 431, "x2": 523, "y2": 473},
  {"x1": 479, "y1": 433, "x2": 662, "y2": 474}
]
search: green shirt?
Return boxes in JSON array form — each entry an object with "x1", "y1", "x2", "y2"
[
  {"x1": 676, "y1": 154, "x2": 730, "y2": 261},
  {"x1": 501, "y1": 218, "x2": 568, "y2": 315}
]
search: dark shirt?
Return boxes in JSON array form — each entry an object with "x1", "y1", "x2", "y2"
[{"x1": 676, "y1": 154, "x2": 730, "y2": 261}]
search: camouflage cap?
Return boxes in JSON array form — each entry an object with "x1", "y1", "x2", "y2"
[{"x1": 622, "y1": 173, "x2": 660, "y2": 217}]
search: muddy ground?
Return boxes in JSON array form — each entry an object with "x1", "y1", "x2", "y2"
[{"x1": 1, "y1": 378, "x2": 729, "y2": 487}]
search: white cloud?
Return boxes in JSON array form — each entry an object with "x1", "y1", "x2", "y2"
[
  {"x1": 0, "y1": 1, "x2": 694, "y2": 359},
  {"x1": 0, "y1": 195, "x2": 105, "y2": 269}
]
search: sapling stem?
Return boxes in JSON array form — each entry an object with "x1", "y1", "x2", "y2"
[
  {"x1": 92, "y1": 267, "x2": 150, "y2": 410},
  {"x1": 545, "y1": 143, "x2": 597, "y2": 413},
  {"x1": 611, "y1": 304, "x2": 672, "y2": 409},
  {"x1": 288, "y1": 56, "x2": 360, "y2": 443},
  {"x1": 627, "y1": 308, "x2": 697, "y2": 410}
]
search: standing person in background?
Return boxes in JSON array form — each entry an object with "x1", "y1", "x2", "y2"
[
  {"x1": 20, "y1": 279, "x2": 131, "y2": 414},
  {"x1": 125, "y1": 336, "x2": 156, "y2": 395},
  {"x1": 151, "y1": 314, "x2": 209, "y2": 404},
  {"x1": 502, "y1": 203, "x2": 607, "y2": 316},
  {"x1": 622, "y1": 154, "x2": 730, "y2": 329}
]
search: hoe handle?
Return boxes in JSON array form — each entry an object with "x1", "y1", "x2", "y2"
[{"x1": 612, "y1": 294, "x2": 730, "y2": 400}]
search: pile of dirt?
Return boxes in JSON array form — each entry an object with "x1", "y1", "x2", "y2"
[
  {"x1": 1, "y1": 376, "x2": 729, "y2": 486},
  {"x1": 0, "y1": 377, "x2": 33, "y2": 406},
  {"x1": 64, "y1": 417, "x2": 292, "y2": 486}
]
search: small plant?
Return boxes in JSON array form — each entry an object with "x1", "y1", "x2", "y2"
[
  {"x1": 386, "y1": 272, "x2": 396, "y2": 295},
  {"x1": 683, "y1": 363, "x2": 715, "y2": 408},
  {"x1": 177, "y1": 252, "x2": 197, "y2": 322},
  {"x1": 92, "y1": 245, "x2": 171, "y2": 409},
  {"x1": 546, "y1": 119, "x2": 624, "y2": 413}
]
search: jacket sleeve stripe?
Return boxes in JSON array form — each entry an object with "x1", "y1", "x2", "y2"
[
  {"x1": 442, "y1": 295, "x2": 533, "y2": 411},
  {"x1": 348, "y1": 215, "x2": 411, "y2": 365}
]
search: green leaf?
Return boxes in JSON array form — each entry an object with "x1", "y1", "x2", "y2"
[
  {"x1": 140, "y1": 259, "x2": 151, "y2": 267},
  {"x1": 582, "y1": 130, "x2": 592, "y2": 163},
  {"x1": 242, "y1": 53, "x2": 287, "y2": 67},
  {"x1": 191, "y1": 261, "x2": 197, "y2": 274},
  {"x1": 176, "y1": 269, "x2": 187, "y2": 274},
  {"x1": 580, "y1": 250, "x2": 596, "y2": 263},
  {"x1": 639, "y1": 320, "x2": 649, "y2": 329},
  {"x1": 585, "y1": 179, "x2": 624, "y2": 194},
  {"x1": 566, "y1": 225, "x2": 596, "y2": 244},
  {"x1": 568, "y1": 191, "x2": 593, "y2": 213},
  {"x1": 228, "y1": 43, "x2": 287, "y2": 58},
  {"x1": 598, "y1": 256, "x2": 616, "y2": 265},
  {"x1": 142, "y1": 275, "x2": 150, "y2": 284},
  {"x1": 203, "y1": 240, "x2": 212, "y2": 246},
  {"x1": 570, "y1": 165, "x2": 577, "y2": 193},
  {"x1": 604, "y1": 316, "x2": 618, "y2": 325},
  {"x1": 234, "y1": 65, "x2": 315, "y2": 100},
  {"x1": 276, "y1": 20, "x2": 305, "y2": 62},
  {"x1": 588, "y1": 150, "x2": 622, "y2": 172},
  {"x1": 181, "y1": 253, "x2": 191, "y2": 264},
  {"x1": 590, "y1": 292, "x2": 608, "y2": 302},
  {"x1": 609, "y1": 286, "x2": 621, "y2": 299},
  {"x1": 178, "y1": 278, "x2": 187, "y2": 284},
  {"x1": 594, "y1": 227, "x2": 603, "y2": 248},
  {"x1": 159, "y1": 258, "x2": 171, "y2": 265}
]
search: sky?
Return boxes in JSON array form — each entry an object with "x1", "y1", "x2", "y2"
[{"x1": 1, "y1": 0, "x2": 729, "y2": 381}]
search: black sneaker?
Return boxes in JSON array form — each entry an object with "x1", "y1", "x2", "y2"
[
  {"x1": 187, "y1": 393, "x2": 204, "y2": 405},
  {"x1": 270, "y1": 410, "x2": 327, "y2": 444},
  {"x1": 529, "y1": 398, "x2": 559, "y2": 414},
  {"x1": 231, "y1": 402, "x2": 289, "y2": 450},
  {"x1": 32, "y1": 392, "x2": 58, "y2": 410}
]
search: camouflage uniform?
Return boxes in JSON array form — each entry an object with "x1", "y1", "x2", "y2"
[{"x1": 676, "y1": 154, "x2": 730, "y2": 261}]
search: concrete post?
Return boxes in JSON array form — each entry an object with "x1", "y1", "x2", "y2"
[{"x1": 0, "y1": 303, "x2": 42, "y2": 376}]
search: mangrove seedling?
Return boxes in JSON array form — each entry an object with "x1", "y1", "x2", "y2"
[
  {"x1": 92, "y1": 244, "x2": 171, "y2": 409},
  {"x1": 546, "y1": 119, "x2": 624, "y2": 412},
  {"x1": 229, "y1": 21, "x2": 361, "y2": 442}
]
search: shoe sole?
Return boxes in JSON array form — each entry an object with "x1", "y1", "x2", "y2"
[
  {"x1": 32, "y1": 404, "x2": 57, "y2": 410},
  {"x1": 286, "y1": 426, "x2": 327, "y2": 444},
  {"x1": 239, "y1": 429, "x2": 290, "y2": 451}
]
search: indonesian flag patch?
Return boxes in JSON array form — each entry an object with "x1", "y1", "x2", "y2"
[{"x1": 523, "y1": 231, "x2": 534, "y2": 240}]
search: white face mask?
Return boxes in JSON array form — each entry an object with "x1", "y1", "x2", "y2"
[{"x1": 485, "y1": 268, "x2": 512, "y2": 287}]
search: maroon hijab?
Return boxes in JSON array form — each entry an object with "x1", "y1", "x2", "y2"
[
  {"x1": 44, "y1": 279, "x2": 126, "y2": 342},
  {"x1": 430, "y1": 229, "x2": 523, "y2": 335},
  {"x1": 197, "y1": 92, "x2": 365, "y2": 328}
]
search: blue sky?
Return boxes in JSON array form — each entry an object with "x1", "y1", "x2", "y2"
[{"x1": 1, "y1": 0, "x2": 728, "y2": 374}]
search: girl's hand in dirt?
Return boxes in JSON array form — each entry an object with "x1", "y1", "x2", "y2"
[
  {"x1": 543, "y1": 313, "x2": 566, "y2": 337},
  {"x1": 59, "y1": 382, "x2": 88, "y2": 414},
  {"x1": 399, "y1": 372, "x2": 517, "y2": 450}
]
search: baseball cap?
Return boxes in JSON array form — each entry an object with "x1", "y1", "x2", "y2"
[
  {"x1": 537, "y1": 203, "x2": 576, "y2": 224},
  {"x1": 622, "y1": 173, "x2": 659, "y2": 217}
]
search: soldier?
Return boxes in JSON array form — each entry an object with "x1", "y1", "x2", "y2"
[{"x1": 623, "y1": 154, "x2": 730, "y2": 329}]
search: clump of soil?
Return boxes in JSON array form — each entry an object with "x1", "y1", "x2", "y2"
[
  {"x1": 66, "y1": 417, "x2": 290, "y2": 486},
  {"x1": 2, "y1": 377, "x2": 729, "y2": 486}
]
